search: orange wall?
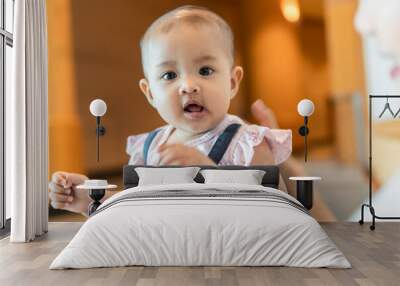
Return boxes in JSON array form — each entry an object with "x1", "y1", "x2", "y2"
[
  {"x1": 47, "y1": 0, "x2": 85, "y2": 175},
  {"x1": 324, "y1": 0, "x2": 365, "y2": 95}
]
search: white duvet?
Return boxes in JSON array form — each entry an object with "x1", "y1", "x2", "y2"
[{"x1": 50, "y1": 183, "x2": 350, "y2": 269}]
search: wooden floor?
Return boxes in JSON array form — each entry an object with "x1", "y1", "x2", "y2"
[{"x1": 0, "y1": 222, "x2": 399, "y2": 286}]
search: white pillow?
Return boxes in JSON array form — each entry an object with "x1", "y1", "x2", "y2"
[
  {"x1": 200, "y1": 169, "x2": 266, "y2": 185},
  {"x1": 135, "y1": 167, "x2": 200, "y2": 186}
]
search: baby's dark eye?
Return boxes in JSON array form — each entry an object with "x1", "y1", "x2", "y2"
[
  {"x1": 161, "y1": 71, "x2": 177, "y2": 80},
  {"x1": 199, "y1": 66, "x2": 214, "y2": 76}
]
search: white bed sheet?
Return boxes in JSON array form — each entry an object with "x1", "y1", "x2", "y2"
[{"x1": 50, "y1": 183, "x2": 350, "y2": 269}]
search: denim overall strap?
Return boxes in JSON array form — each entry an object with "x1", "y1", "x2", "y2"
[
  {"x1": 143, "y1": 129, "x2": 161, "y2": 165},
  {"x1": 207, "y1": 123, "x2": 242, "y2": 165}
]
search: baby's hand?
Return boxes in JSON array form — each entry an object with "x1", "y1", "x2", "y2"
[
  {"x1": 158, "y1": 144, "x2": 215, "y2": 166},
  {"x1": 48, "y1": 171, "x2": 91, "y2": 215}
]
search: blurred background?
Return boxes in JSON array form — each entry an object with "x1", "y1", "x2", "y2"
[{"x1": 46, "y1": 0, "x2": 400, "y2": 222}]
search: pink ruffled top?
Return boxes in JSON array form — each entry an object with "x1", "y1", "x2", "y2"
[{"x1": 126, "y1": 114, "x2": 292, "y2": 166}]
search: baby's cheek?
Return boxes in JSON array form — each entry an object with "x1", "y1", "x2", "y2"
[
  {"x1": 208, "y1": 95, "x2": 230, "y2": 116},
  {"x1": 156, "y1": 98, "x2": 182, "y2": 123}
]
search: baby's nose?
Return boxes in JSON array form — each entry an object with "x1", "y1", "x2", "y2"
[{"x1": 179, "y1": 80, "x2": 200, "y2": 95}]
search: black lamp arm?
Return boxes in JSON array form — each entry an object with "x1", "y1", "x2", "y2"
[
  {"x1": 298, "y1": 116, "x2": 309, "y2": 162},
  {"x1": 304, "y1": 116, "x2": 308, "y2": 162},
  {"x1": 95, "y1": 116, "x2": 106, "y2": 162},
  {"x1": 96, "y1": 117, "x2": 106, "y2": 136}
]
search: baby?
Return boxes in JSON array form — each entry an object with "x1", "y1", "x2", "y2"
[
  {"x1": 49, "y1": 5, "x2": 292, "y2": 215},
  {"x1": 129, "y1": 5, "x2": 291, "y2": 167}
]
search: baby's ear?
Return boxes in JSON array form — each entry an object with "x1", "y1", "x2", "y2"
[
  {"x1": 230, "y1": 66, "x2": 244, "y2": 99},
  {"x1": 139, "y1": 78, "x2": 156, "y2": 108}
]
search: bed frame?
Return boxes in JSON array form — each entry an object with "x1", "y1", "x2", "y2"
[{"x1": 123, "y1": 165, "x2": 280, "y2": 189}]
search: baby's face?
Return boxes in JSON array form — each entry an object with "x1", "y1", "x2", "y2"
[{"x1": 140, "y1": 24, "x2": 242, "y2": 135}]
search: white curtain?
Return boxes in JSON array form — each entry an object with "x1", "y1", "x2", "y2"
[{"x1": 7, "y1": 0, "x2": 49, "y2": 242}]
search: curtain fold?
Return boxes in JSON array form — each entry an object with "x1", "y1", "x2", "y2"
[{"x1": 8, "y1": 0, "x2": 48, "y2": 242}]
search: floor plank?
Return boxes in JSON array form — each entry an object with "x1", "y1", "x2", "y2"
[{"x1": 0, "y1": 222, "x2": 399, "y2": 286}]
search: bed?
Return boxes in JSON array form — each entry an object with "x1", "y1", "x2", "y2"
[{"x1": 50, "y1": 165, "x2": 350, "y2": 269}]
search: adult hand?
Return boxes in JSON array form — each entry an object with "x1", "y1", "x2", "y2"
[{"x1": 251, "y1": 99, "x2": 280, "y2": 129}]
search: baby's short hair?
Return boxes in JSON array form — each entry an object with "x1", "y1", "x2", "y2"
[{"x1": 140, "y1": 5, "x2": 235, "y2": 75}]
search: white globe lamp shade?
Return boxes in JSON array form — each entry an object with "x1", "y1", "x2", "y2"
[
  {"x1": 297, "y1": 99, "x2": 314, "y2": 117},
  {"x1": 90, "y1": 99, "x2": 107, "y2": 117}
]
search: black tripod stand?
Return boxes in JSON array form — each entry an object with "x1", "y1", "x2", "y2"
[{"x1": 359, "y1": 95, "x2": 400, "y2": 230}]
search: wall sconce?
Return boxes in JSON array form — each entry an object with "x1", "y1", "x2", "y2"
[
  {"x1": 89, "y1": 99, "x2": 107, "y2": 162},
  {"x1": 297, "y1": 99, "x2": 314, "y2": 162},
  {"x1": 280, "y1": 0, "x2": 301, "y2": 23}
]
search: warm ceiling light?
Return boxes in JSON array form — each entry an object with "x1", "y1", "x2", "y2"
[{"x1": 280, "y1": 0, "x2": 301, "y2": 23}]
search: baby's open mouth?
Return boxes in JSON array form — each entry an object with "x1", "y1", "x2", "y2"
[
  {"x1": 184, "y1": 103, "x2": 204, "y2": 113},
  {"x1": 183, "y1": 102, "x2": 207, "y2": 119}
]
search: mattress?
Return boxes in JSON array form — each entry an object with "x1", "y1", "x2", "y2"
[{"x1": 50, "y1": 183, "x2": 350, "y2": 269}]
